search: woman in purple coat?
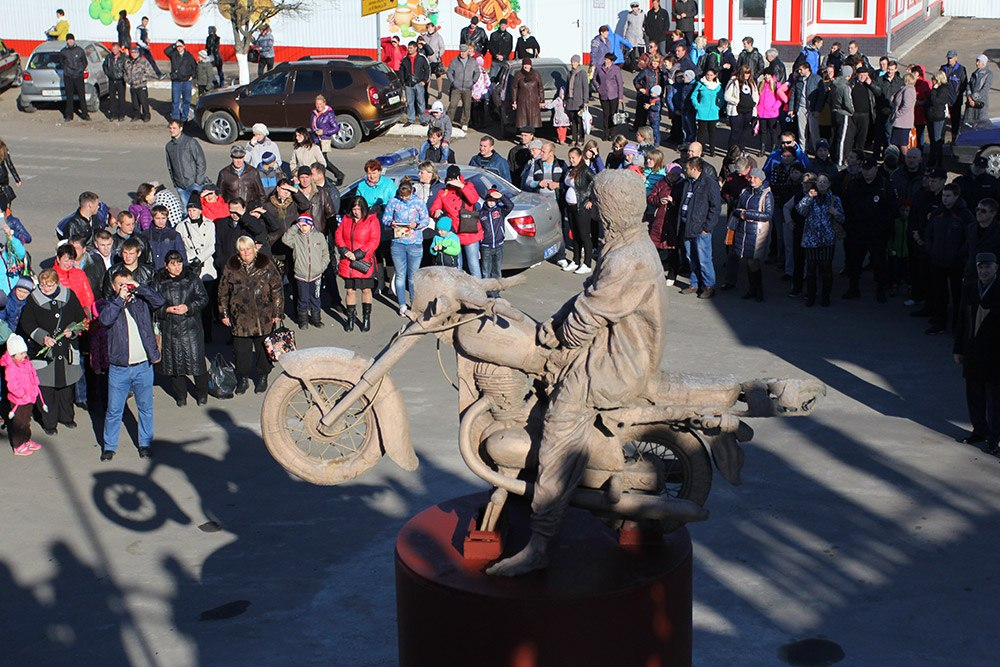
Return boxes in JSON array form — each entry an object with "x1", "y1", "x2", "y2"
[{"x1": 308, "y1": 95, "x2": 346, "y2": 184}]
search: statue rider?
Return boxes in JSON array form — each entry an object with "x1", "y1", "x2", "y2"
[{"x1": 487, "y1": 169, "x2": 670, "y2": 576}]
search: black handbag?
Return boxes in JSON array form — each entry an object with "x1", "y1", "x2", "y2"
[
  {"x1": 348, "y1": 248, "x2": 371, "y2": 274},
  {"x1": 247, "y1": 46, "x2": 260, "y2": 64},
  {"x1": 1, "y1": 184, "x2": 15, "y2": 206},
  {"x1": 458, "y1": 209, "x2": 479, "y2": 234}
]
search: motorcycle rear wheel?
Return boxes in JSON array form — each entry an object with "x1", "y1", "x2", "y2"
[
  {"x1": 261, "y1": 375, "x2": 383, "y2": 485},
  {"x1": 622, "y1": 424, "x2": 712, "y2": 507}
]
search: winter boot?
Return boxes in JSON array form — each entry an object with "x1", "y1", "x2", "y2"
[
  {"x1": 741, "y1": 267, "x2": 756, "y2": 300},
  {"x1": 361, "y1": 303, "x2": 372, "y2": 332},
  {"x1": 344, "y1": 305, "x2": 357, "y2": 332},
  {"x1": 820, "y1": 275, "x2": 833, "y2": 307},
  {"x1": 297, "y1": 313, "x2": 309, "y2": 330},
  {"x1": 753, "y1": 269, "x2": 764, "y2": 302},
  {"x1": 804, "y1": 276, "x2": 817, "y2": 307},
  {"x1": 310, "y1": 311, "x2": 324, "y2": 328}
]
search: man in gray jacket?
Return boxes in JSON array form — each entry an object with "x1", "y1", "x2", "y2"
[
  {"x1": 828, "y1": 65, "x2": 855, "y2": 166},
  {"x1": 165, "y1": 119, "x2": 207, "y2": 207},
  {"x1": 965, "y1": 55, "x2": 993, "y2": 126},
  {"x1": 447, "y1": 44, "x2": 478, "y2": 131}
]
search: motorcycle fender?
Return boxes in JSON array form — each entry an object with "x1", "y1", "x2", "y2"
[
  {"x1": 702, "y1": 431, "x2": 745, "y2": 486},
  {"x1": 278, "y1": 348, "x2": 418, "y2": 472}
]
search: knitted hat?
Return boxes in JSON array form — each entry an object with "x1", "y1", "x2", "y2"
[
  {"x1": 296, "y1": 214, "x2": 314, "y2": 227},
  {"x1": 6, "y1": 334, "x2": 26, "y2": 356},
  {"x1": 251, "y1": 123, "x2": 269, "y2": 136},
  {"x1": 187, "y1": 194, "x2": 203, "y2": 210},
  {"x1": 436, "y1": 217, "x2": 453, "y2": 231},
  {"x1": 15, "y1": 276, "x2": 34, "y2": 292},
  {"x1": 261, "y1": 151, "x2": 277, "y2": 164},
  {"x1": 650, "y1": 85, "x2": 662, "y2": 96}
]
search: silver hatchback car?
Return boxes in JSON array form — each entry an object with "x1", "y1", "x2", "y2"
[
  {"x1": 17, "y1": 40, "x2": 109, "y2": 114},
  {"x1": 344, "y1": 163, "x2": 564, "y2": 270}
]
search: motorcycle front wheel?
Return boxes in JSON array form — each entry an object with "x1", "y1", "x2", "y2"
[{"x1": 261, "y1": 375, "x2": 383, "y2": 485}]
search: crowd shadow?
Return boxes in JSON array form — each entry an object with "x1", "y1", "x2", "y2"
[
  {"x1": 674, "y1": 261, "x2": 1000, "y2": 662},
  {"x1": 0, "y1": 402, "x2": 475, "y2": 665}
]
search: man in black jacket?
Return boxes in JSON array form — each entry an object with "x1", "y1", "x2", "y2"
[
  {"x1": 678, "y1": 157, "x2": 722, "y2": 299},
  {"x1": 400, "y1": 41, "x2": 430, "y2": 126},
  {"x1": 102, "y1": 42, "x2": 128, "y2": 122},
  {"x1": 60, "y1": 34, "x2": 90, "y2": 122},
  {"x1": 63, "y1": 191, "x2": 102, "y2": 246},
  {"x1": 872, "y1": 61, "x2": 902, "y2": 156},
  {"x1": 924, "y1": 183, "x2": 973, "y2": 334},
  {"x1": 487, "y1": 19, "x2": 513, "y2": 76},
  {"x1": 842, "y1": 157, "x2": 898, "y2": 302},
  {"x1": 954, "y1": 253, "x2": 1000, "y2": 453},
  {"x1": 643, "y1": 0, "x2": 670, "y2": 55},
  {"x1": 955, "y1": 157, "x2": 1000, "y2": 212},
  {"x1": 164, "y1": 39, "x2": 197, "y2": 123},
  {"x1": 459, "y1": 16, "x2": 487, "y2": 56},
  {"x1": 846, "y1": 68, "x2": 876, "y2": 153}
]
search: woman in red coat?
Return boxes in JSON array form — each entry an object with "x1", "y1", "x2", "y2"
[
  {"x1": 335, "y1": 196, "x2": 381, "y2": 332},
  {"x1": 429, "y1": 165, "x2": 482, "y2": 277},
  {"x1": 647, "y1": 164, "x2": 684, "y2": 285}
]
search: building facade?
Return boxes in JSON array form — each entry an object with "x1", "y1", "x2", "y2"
[{"x1": 6, "y1": 1, "x2": 945, "y2": 65}]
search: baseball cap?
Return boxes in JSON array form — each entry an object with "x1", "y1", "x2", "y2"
[
  {"x1": 861, "y1": 156, "x2": 879, "y2": 169},
  {"x1": 518, "y1": 126, "x2": 535, "y2": 135},
  {"x1": 230, "y1": 145, "x2": 246, "y2": 158},
  {"x1": 296, "y1": 166, "x2": 312, "y2": 177},
  {"x1": 816, "y1": 138, "x2": 830, "y2": 150},
  {"x1": 976, "y1": 252, "x2": 997, "y2": 265},
  {"x1": 947, "y1": 49, "x2": 958, "y2": 58},
  {"x1": 927, "y1": 167, "x2": 947, "y2": 179},
  {"x1": 431, "y1": 101, "x2": 444, "y2": 113}
]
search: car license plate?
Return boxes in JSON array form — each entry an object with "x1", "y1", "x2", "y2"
[
  {"x1": 388, "y1": 95, "x2": 400, "y2": 105},
  {"x1": 544, "y1": 243, "x2": 559, "y2": 259},
  {"x1": 41, "y1": 89, "x2": 61, "y2": 97}
]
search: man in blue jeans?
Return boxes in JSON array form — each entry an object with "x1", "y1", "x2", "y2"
[
  {"x1": 99, "y1": 267, "x2": 165, "y2": 461},
  {"x1": 164, "y1": 40, "x2": 197, "y2": 122},
  {"x1": 679, "y1": 157, "x2": 721, "y2": 299}
]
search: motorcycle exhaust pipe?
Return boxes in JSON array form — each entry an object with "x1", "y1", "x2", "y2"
[
  {"x1": 459, "y1": 398, "x2": 530, "y2": 497},
  {"x1": 569, "y1": 488, "x2": 710, "y2": 524}
]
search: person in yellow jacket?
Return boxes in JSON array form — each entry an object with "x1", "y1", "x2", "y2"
[{"x1": 46, "y1": 9, "x2": 69, "y2": 41}]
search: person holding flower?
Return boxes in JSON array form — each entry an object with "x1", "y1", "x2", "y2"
[{"x1": 17, "y1": 269, "x2": 88, "y2": 436}]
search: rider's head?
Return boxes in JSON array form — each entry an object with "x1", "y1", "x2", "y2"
[{"x1": 593, "y1": 169, "x2": 647, "y2": 238}]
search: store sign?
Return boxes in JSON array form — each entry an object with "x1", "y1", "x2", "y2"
[{"x1": 362, "y1": 0, "x2": 397, "y2": 18}]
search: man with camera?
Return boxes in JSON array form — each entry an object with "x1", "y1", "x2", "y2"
[{"x1": 99, "y1": 266, "x2": 166, "y2": 461}]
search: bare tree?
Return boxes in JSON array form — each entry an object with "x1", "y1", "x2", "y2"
[{"x1": 210, "y1": 0, "x2": 311, "y2": 85}]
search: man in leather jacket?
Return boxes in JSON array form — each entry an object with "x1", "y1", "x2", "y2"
[
  {"x1": 63, "y1": 192, "x2": 102, "y2": 247},
  {"x1": 102, "y1": 43, "x2": 128, "y2": 122},
  {"x1": 487, "y1": 19, "x2": 513, "y2": 75},
  {"x1": 216, "y1": 145, "x2": 265, "y2": 203},
  {"x1": 459, "y1": 16, "x2": 487, "y2": 56},
  {"x1": 59, "y1": 34, "x2": 90, "y2": 121}
]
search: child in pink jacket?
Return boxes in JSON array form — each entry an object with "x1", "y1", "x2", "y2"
[{"x1": 2, "y1": 334, "x2": 46, "y2": 456}]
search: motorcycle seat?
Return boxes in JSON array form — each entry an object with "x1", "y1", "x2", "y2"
[{"x1": 651, "y1": 372, "x2": 742, "y2": 409}]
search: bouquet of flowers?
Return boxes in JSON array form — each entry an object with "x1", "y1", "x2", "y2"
[{"x1": 36, "y1": 320, "x2": 90, "y2": 358}]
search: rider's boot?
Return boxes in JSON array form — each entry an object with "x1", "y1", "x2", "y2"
[
  {"x1": 361, "y1": 303, "x2": 372, "y2": 332},
  {"x1": 344, "y1": 305, "x2": 356, "y2": 332}
]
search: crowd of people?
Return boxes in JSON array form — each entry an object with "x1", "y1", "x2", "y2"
[{"x1": 14, "y1": 5, "x2": 998, "y2": 458}]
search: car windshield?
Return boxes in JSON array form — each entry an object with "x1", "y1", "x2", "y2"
[
  {"x1": 466, "y1": 172, "x2": 519, "y2": 198},
  {"x1": 28, "y1": 52, "x2": 62, "y2": 70}
]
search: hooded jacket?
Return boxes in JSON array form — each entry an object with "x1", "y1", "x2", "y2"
[
  {"x1": 281, "y1": 225, "x2": 330, "y2": 282},
  {"x1": 692, "y1": 78, "x2": 722, "y2": 121},
  {"x1": 1, "y1": 351, "x2": 41, "y2": 409},
  {"x1": 478, "y1": 193, "x2": 514, "y2": 249}
]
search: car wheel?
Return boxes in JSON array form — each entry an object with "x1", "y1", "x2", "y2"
[
  {"x1": 203, "y1": 110, "x2": 238, "y2": 144},
  {"x1": 16, "y1": 95, "x2": 35, "y2": 113},
  {"x1": 330, "y1": 114, "x2": 362, "y2": 150},
  {"x1": 977, "y1": 146, "x2": 1000, "y2": 179},
  {"x1": 86, "y1": 85, "x2": 100, "y2": 112},
  {"x1": 12, "y1": 64, "x2": 23, "y2": 88}
]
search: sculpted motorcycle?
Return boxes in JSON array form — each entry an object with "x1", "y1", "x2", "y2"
[{"x1": 261, "y1": 268, "x2": 825, "y2": 534}]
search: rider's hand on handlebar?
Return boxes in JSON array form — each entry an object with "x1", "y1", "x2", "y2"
[{"x1": 537, "y1": 319, "x2": 559, "y2": 349}]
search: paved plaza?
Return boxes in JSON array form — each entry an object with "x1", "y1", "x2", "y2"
[{"x1": 1, "y1": 18, "x2": 999, "y2": 666}]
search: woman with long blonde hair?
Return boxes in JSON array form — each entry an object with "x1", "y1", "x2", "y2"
[{"x1": 0, "y1": 137, "x2": 21, "y2": 212}]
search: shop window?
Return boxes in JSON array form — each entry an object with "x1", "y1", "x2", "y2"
[
  {"x1": 821, "y1": 0, "x2": 863, "y2": 19},
  {"x1": 741, "y1": 0, "x2": 766, "y2": 20}
]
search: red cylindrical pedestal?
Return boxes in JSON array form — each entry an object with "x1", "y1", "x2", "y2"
[{"x1": 395, "y1": 494, "x2": 693, "y2": 667}]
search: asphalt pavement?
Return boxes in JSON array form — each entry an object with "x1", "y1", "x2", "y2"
[{"x1": 0, "y1": 23, "x2": 998, "y2": 666}]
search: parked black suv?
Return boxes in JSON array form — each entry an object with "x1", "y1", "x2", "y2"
[{"x1": 196, "y1": 55, "x2": 405, "y2": 149}]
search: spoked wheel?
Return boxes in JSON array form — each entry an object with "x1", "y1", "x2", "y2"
[
  {"x1": 622, "y1": 425, "x2": 712, "y2": 531},
  {"x1": 261, "y1": 375, "x2": 384, "y2": 485}
]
